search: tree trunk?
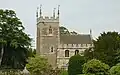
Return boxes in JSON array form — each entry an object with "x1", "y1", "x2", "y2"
[{"x1": 0, "y1": 44, "x2": 4, "y2": 66}]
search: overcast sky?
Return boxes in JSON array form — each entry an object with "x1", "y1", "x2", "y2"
[{"x1": 0, "y1": 0, "x2": 120, "y2": 47}]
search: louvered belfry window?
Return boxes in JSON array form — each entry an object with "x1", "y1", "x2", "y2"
[{"x1": 49, "y1": 26, "x2": 52, "y2": 34}]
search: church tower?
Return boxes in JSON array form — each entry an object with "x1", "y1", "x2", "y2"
[{"x1": 36, "y1": 5, "x2": 60, "y2": 69}]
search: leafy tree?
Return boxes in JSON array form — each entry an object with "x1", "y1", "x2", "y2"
[
  {"x1": 26, "y1": 55, "x2": 53, "y2": 75},
  {"x1": 60, "y1": 70, "x2": 68, "y2": 75},
  {"x1": 59, "y1": 26, "x2": 70, "y2": 35},
  {"x1": 83, "y1": 48, "x2": 94, "y2": 62},
  {"x1": 0, "y1": 9, "x2": 31, "y2": 69},
  {"x1": 68, "y1": 55, "x2": 85, "y2": 75},
  {"x1": 109, "y1": 63, "x2": 120, "y2": 75},
  {"x1": 82, "y1": 59, "x2": 110, "y2": 75},
  {"x1": 28, "y1": 48, "x2": 36, "y2": 57},
  {"x1": 84, "y1": 32, "x2": 120, "y2": 67},
  {"x1": 59, "y1": 26, "x2": 78, "y2": 35}
]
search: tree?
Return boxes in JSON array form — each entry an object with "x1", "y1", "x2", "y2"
[
  {"x1": 84, "y1": 32, "x2": 120, "y2": 67},
  {"x1": 26, "y1": 55, "x2": 52, "y2": 75},
  {"x1": 59, "y1": 26, "x2": 70, "y2": 35},
  {"x1": 68, "y1": 55, "x2": 85, "y2": 75},
  {"x1": 82, "y1": 59, "x2": 110, "y2": 75},
  {"x1": 59, "y1": 26, "x2": 78, "y2": 35},
  {"x1": 83, "y1": 48, "x2": 94, "y2": 62},
  {"x1": 109, "y1": 63, "x2": 120, "y2": 75},
  {"x1": 60, "y1": 70, "x2": 68, "y2": 75},
  {"x1": 0, "y1": 9, "x2": 31, "y2": 69},
  {"x1": 28, "y1": 48, "x2": 36, "y2": 57}
]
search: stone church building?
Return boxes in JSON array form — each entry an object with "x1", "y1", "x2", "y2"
[{"x1": 36, "y1": 6, "x2": 93, "y2": 70}]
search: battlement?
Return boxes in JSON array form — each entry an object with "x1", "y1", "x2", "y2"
[
  {"x1": 37, "y1": 16, "x2": 59, "y2": 23},
  {"x1": 58, "y1": 44, "x2": 93, "y2": 48}
]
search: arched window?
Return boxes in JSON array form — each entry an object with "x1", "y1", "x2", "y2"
[
  {"x1": 50, "y1": 47, "x2": 54, "y2": 52},
  {"x1": 75, "y1": 50, "x2": 79, "y2": 55},
  {"x1": 65, "y1": 50, "x2": 69, "y2": 57},
  {"x1": 49, "y1": 26, "x2": 52, "y2": 34}
]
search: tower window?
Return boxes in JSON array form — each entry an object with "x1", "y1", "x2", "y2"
[
  {"x1": 50, "y1": 47, "x2": 54, "y2": 52},
  {"x1": 75, "y1": 50, "x2": 79, "y2": 55},
  {"x1": 65, "y1": 50, "x2": 69, "y2": 57},
  {"x1": 49, "y1": 26, "x2": 52, "y2": 34}
]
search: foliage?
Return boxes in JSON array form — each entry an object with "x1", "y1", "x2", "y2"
[
  {"x1": 60, "y1": 70, "x2": 68, "y2": 75},
  {"x1": 0, "y1": 9, "x2": 31, "y2": 69},
  {"x1": 28, "y1": 48, "x2": 36, "y2": 57},
  {"x1": 59, "y1": 26, "x2": 78, "y2": 35},
  {"x1": 83, "y1": 48, "x2": 94, "y2": 62},
  {"x1": 82, "y1": 59, "x2": 110, "y2": 75},
  {"x1": 59, "y1": 26, "x2": 70, "y2": 35},
  {"x1": 84, "y1": 32, "x2": 120, "y2": 67},
  {"x1": 78, "y1": 74, "x2": 95, "y2": 75},
  {"x1": 26, "y1": 55, "x2": 53, "y2": 75},
  {"x1": 0, "y1": 69, "x2": 23, "y2": 75},
  {"x1": 109, "y1": 63, "x2": 120, "y2": 75},
  {"x1": 68, "y1": 55, "x2": 85, "y2": 75}
]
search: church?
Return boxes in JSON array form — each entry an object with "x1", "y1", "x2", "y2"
[{"x1": 36, "y1": 6, "x2": 93, "y2": 70}]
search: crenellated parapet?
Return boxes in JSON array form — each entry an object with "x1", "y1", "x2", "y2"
[
  {"x1": 36, "y1": 5, "x2": 60, "y2": 23},
  {"x1": 58, "y1": 43, "x2": 93, "y2": 49},
  {"x1": 37, "y1": 16, "x2": 59, "y2": 23}
]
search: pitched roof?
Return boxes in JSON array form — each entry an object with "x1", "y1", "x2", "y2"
[{"x1": 60, "y1": 34, "x2": 92, "y2": 44}]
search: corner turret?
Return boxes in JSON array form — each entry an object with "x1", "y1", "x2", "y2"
[{"x1": 36, "y1": 5, "x2": 60, "y2": 23}]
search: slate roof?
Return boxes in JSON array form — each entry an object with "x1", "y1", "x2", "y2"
[{"x1": 60, "y1": 34, "x2": 92, "y2": 44}]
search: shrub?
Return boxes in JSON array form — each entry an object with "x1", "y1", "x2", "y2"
[
  {"x1": 60, "y1": 70, "x2": 68, "y2": 75},
  {"x1": 26, "y1": 55, "x2": 52, "y2": 75},
  {"x1": 109, "y1": 63, "x2": 120, "y2": 75},
  {"x1": 68, "y1": 55, "x2": 85, "y2": 75},
  {"x1": 82, "y1": 59, "x2": 110, "y2": 75}
]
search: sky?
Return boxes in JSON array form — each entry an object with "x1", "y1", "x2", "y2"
[{"x1": 0, "y1": 0, "x2": 120, "y2": 48}]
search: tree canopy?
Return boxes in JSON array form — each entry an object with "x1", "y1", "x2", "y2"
[
  {"x1": 26, "y1": 55, "x2": 52, "y2": 75},
  {"x1": 84, "y1": 32, "x2": 120, "y2": 67},
  {"x1": 82, "y1": 59, "x2": 110, "y2": 75},
  {"x1": 109, "y1": 63, "x2": 120, "y2": 75},
  {"x1": 0, "y1": 9, "x2": 32, "y2": 69},
  {"x1": 59, "y1": 26, "x2": 78, "y2": 35},
  {"x1": 68, "y1": 55, "x2": 85, "y2": 75}
]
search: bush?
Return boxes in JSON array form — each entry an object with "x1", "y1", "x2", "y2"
[
  {"x1": 68, "y1": 55, "x2": 85, "y2": 75},
  {"x1": 82, "y1": 59, "x2": 110, "y2": 75},
  {"x1": 0, "y1": 69, "x2": 23, "y2": 75},
  {"x1": 60, "y1": 70, "x2": 68, "y2": 75},
  {"x1": 26, "y1": 55, "x2": 53, "y2": 75},
  {"x1": 109, "y1": 63, "x2": 120, "y2": 75}
]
